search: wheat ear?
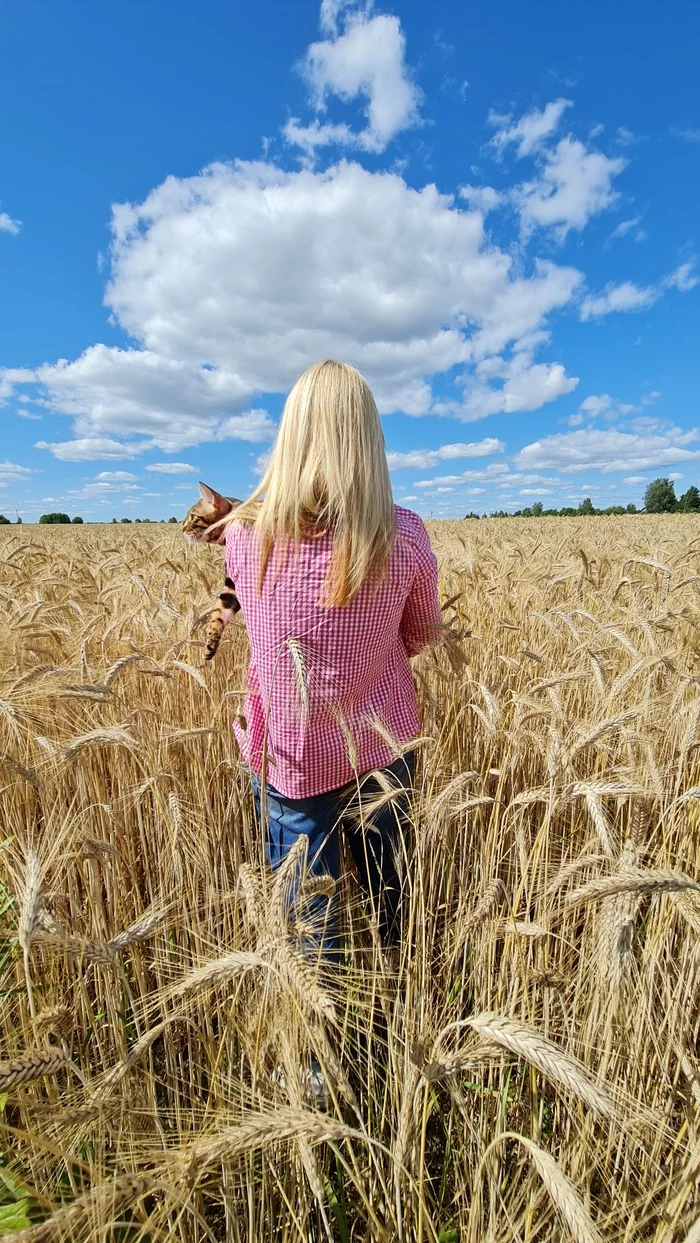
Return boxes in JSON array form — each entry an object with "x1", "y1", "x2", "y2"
[
  {"x1": 0, "y1": 1047, "x2": 69, "y2": 1090},
  {"x1": 467, "y1": 1012, "x2": 618, "y2": 1121}
]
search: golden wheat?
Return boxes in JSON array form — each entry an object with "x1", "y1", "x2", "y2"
[{"x1": 1, "y1": 516, "x2": 699, "y2": 1240}]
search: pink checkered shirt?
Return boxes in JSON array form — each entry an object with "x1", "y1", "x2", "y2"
[{"x1": 225, "y1": 506, "x2": 442, "y2": 799}]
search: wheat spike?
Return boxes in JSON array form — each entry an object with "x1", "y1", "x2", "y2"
[
  {"x1": 516, "y1": 1135, "x2": 605, "y2": 1243},
  {"x1": 11, "y1": 1171, "x2": 153, "y2": 1243},
  {"x1": 107, "y1": 907, "x2": 165, "y2": 951},
  {"x1": 168, "y1": 951, "x2": 266, "y2": 1001},
  {"x1": 467, "y1": 1012, "x2": 619, "y2": 1121},
  {"x1": 565, "y1": 868, "x2": 700, "y2": 906},
  {"x1": 0, "y1": 1047, "x2": 69, "y2": 1090}
]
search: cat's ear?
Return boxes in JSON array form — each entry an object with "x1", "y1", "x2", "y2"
[{"x1": 198, "y1": 482, "x2": 228, "y2": 512}]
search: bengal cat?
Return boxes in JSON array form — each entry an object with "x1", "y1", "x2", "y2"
[{"x1": 182, "y1": 482, "x2": 241, "y2": 661}]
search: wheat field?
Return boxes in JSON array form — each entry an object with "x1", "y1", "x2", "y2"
[{"x1": 0, "y1": 517, "x2": 699, "y2": 1242}]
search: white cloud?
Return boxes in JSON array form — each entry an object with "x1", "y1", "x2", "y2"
[
  {"x1": 580, "y1": 262, "x2": 696, "y2": 320},
  {"x1": 673, "y1": 128, "x2": 700, "y2": 143},
  {"x1": 386, "y1": 438, "x2": 504, "y2": 470},
  {"x1": 622, "y1": 475, "x2": 648, "y2": 485},
  {"x1": 0, "y1": 460, "x2": 33, "y2": 481},
  {"x1": 95, "y1": 470, "x2": 138, "y2": 481},
  {"x1": 663, "y1": 262, "x2": 698, "y2": 292},
  {"x1": 145, "y1": 462, "x2": 197, "y2": 474},
  {"x1": 67, "y1": 480, "x2": 141, "y2": 499},
  {"x1": 0, "y1": 211, "x2": 21, "y2": 235},
  {"x1": 641, "y1": 390, "x2": 662, "y2": 405},
  {"x1": 608, "y1": 215, "x2": 645, "y2": 243},
  {"x1": 514, "y1": 137, "x2": 626, "y2": 240},
  {"x1": 580, "y1": 280, "x2": 657, "y2": 319},
  {"x1": 0, "y1": 367, "x2": 34, "y2": 402},
  {"x1": 516, "y1": 426, "x2": 700, "y2": 474},
  {"x1": 0, "y1": 159, "x2": 587, "y2": 457},
  {"x1": 445, "y1": 339, "x2": 578, "y2": 421},
  {"x1": 35, "y1": 437, "x2": 147, "y2": 461},
  {"x1": 287, "y1": 5, "x2": 421, "y2": 155},
  {"x1": 490, "y1": 98, "x2": 572, "y2": 157},
  {"x1": 458, "y1": 185, "x2": 501, "y2": 213}
]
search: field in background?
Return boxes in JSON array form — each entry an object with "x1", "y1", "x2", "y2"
[{"x1": 1, "y1": 517, "x2": 699, "y2": 1242}]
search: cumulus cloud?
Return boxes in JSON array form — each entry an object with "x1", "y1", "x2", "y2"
[
  {"x1": 458, "y1": 185, "x2": 502, "y2": 213},
  {"x1": 0, "y1": 367, "x2": 34, "y2": 403},
  {"x1": 0, "y1": 211, "x2": 21, "y2": 235},
  {"x1": 95, "y1": 470, "x2": 138, "y2": 482},
  {"x1": 67, "y1": 480, "x2": 141, "y2": 499},
  {"x1": 35, "y1": 437, "x2": 147, "y2": 461},
  {"x1": 580, "y1": 280, "x2": 657, "y2": 319},
  {"x1": 438, "y1": 337, "x2": 578, "y2": 421},
  {"x1": 0, "y1": 158, "x2": 588, "y2": 459},
  {"x1": 286, "y1": 3, "x2": 421, "y2": 155},
  {"x1": 0, "y1": 460, "x2": 33, "y2": 481},
  {"x1": 386, "y1": 438, "x2": 504, "y2": 470},
  {"x1": 488, "y1": 101, "x2": 626, "y2": 240},
  {"x1": 580, "y1": 262, "x2": 696, "y2": 319},
  {"x1": 516, "y1": 426, "x2": 700, "y2": 474},
  {"x1": 489, "y1": 98, "x2": 572, "y2": 157},
  {"x1": 514, "y1": 137, "x2": 626, "y2": 240},
  {"x1": 145, "y1": 462, "x2": 197, "y2": 474}
]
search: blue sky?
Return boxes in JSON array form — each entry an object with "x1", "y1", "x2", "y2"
[{"x1": 1, "y1": 0, "x2": 699, "y2": 521}]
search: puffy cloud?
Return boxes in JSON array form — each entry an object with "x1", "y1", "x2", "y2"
[
  {"x1": 386, "y1": 438, "x2": 504, "y2": 470},
  {"x1": 580, "y1": 280, "x2": 656, "y2": 319},
  {"x1": 35, "y1": 437, "x2": 147, "y2": 461},
  {"x1": 580, "y1": 262, "x2": 696, "y2": 320},
  {"x1": 0, "y1": 158, "x2": 583, "y2": 459},
  {"x1": 0, "y1": 367, "x2": 34, "y2": 403},
  {"x1": 0, "y1": 460, "x2": 33, "y2": 481},
  {"x1": 67, "y1": 480, "x2": 141, "y2": 499},
  {"x1": 0, "y1": 211, "x2": 21, "y2": 235},
  {"x1": 516, "y1": 426, "x2": 700, "y2": 474},
  {"x1": 458, "y1": 185, "x2": 502, "y2": 213},
  {"x1": 441, "y1": 339, "x2": 578, "y2": 421},
  {"x1": 145, "y1": 462, "x2": 197, "y2": 474},
  {"x1": 489, "y1": 98, "x2": 572, "y2": 157},
  {"x1": 514, "y1": 137, "x2": 626, "y2": 240},
  {"x1": 95, "y1": 470, "x2": 138, "y2": 481},
  {"x1": 287, "y1": 5, "x2": 421, "y2": 155}
]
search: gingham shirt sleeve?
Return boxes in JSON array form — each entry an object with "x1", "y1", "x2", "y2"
[{"x1": 400, "y1": 518, "x2": 443, "y2": 657}]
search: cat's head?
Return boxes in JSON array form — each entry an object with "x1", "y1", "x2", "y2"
[{"x1": 183, "y1": 482, "x2": 240, "y2": 544}]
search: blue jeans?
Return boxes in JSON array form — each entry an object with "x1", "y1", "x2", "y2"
[{"x1": 251, "y1": 751, "x2": 415, "y2": 959}]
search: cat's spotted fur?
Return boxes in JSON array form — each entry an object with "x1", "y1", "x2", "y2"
[{"x1": 183, "y1": 482, "x2": 241, "y2": 660}]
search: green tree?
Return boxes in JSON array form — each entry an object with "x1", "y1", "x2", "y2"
[
  {"x1": 39, "y1": 512, "x2": 71, "y2": 524},
  {"x1": 626, "y1": 503, "x2": 638, "y2": 514},
  {"x1": 168, "y1": 516, "x2": 178, "y2": 523},
  {"x1": 644, "y1": 477, "x2": 677, "y2": 513},
  {"x1": 530, "y1": 501, "x2": 544, "y2": 517},
  {"x1": 0, "y1": 514, "x2": 10, "y2": 525},
  {"x1": 71, "y1": 516, "x2": 84, "y2": 524},
  {"x1": 679, "y1": 485, "x2": 700, "y2": 512},
  {"x1": 577, "y1": 497, "x2": 596, "y2": 515},
  {"x1": 120, "y1": 517, "x2": 132, "y2": 523},
  {"x1": 15, "y1": 515, "x2": 22, "y2": 523}
]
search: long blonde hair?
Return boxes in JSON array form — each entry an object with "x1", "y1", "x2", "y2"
[{"x1": 233, "y1": 360, "x2": 396, "y2": 606}]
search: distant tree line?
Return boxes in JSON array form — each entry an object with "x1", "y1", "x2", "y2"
[
  {"x1": 465, "y1": 477, "x2": 700, "y2": 519},
  {"x1": 0, "y1": 513, "x2": 181, "y2": 524}
]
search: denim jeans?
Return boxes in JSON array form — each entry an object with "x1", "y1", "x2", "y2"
[{"x1": 251, "y1": 751, "x2": 415, "y2": 959}]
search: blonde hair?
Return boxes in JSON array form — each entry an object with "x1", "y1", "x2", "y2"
[{"x1": 233, "y1": 360, "x2": 396, "y2": 607}]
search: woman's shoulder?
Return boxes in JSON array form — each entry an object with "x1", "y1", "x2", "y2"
[{"x1": 394, "y1": 504, "x2": 431, "y2": 547}]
